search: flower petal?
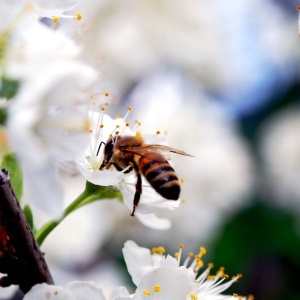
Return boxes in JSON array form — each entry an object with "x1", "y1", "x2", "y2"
[
  {"x1": 76, "y1": 161, "x2": 124, "y2": 186},
  {"x1": 134, "y1": 267, "x2": 197, "y2": 300},
  {"x1": 135, "y1": 213, "x2": 171, "y2": 230},
  {"x1": 122, "y1": 241, "x2": 154, "y2": 286}
]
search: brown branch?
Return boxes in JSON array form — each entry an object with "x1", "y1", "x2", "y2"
[{"x1": 0, "y1": 169, "x2": 54, "y2": 294}]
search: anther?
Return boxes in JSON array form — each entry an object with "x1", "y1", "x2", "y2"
[
  {"x1": 190, "y1": 294, "x2": 197, "y2": 300},
  {"x1": 208, "y1": 262, "x2": 214, "y2": 269},
  {"x1": 153, "y1": 285, "x2": 161, "y2": 292},
  {"x1": 128, "y1": 106, "x2": 133, "y2": 111},
  {"x1": 52, "y1": 16, "x2": 59, "y2": 22},
  {"x1": 76, "y1": 12, "x2": 82, "y2": 20},
  {"x1": 100, "y1": 124, "x2": 104, "y2": 128},
  {"x1": 200, "y1": 247, "x2": 207, "y2": 256},
  {"x1": 105, "y1": 92, "x2": 110, "y2": 97},
  {"x1": 180, "y1": 178, "x2": 185, "y2": 183},
  {"x1": 156, "y1": 130, "x2": 161, "y2": 134},
  {"x1": 143, "y1": 290, "x2": 151, "y2": 296}
]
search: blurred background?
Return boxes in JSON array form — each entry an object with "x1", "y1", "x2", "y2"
[{"x1": 3, "y1": 0, "x2": 300, "y2": 299}]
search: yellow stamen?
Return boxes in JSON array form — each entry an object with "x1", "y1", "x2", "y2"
[
  {"x1": 105, "y1": 92, "x2": 110, "y2": 97},
  {"x1": 208, "y1": 262, "x2": 214, "y2": 269},
  {"x1": 174, "y1": 252, "x2": 179, "y2": 259},
  {"x1": 153, "y1": 285, "x2": 161, "y2": 292},
  {"x1": 200, "y1": 247, "x2": 207, "y2": 256},
  {"x1": 128, "y1": 106, "x2": 133, "y2": 111},
  {"x1": 52, "y1": 16, "x2": 59, "y2": 23},
  {"x1": 143, "y1": 290, "x2": 151, "y2": 296},
  {"x1": 82, "y1": 120, "x2": 90, "y2": 131},
  {"x1": 100, "y1": 124, "x2": 104, "y2": 128},
  {"x1": 190, "y1": 294, "x2": 197, "y2": 300},
  {"x1": 156, "y1": 130, "x2": 161, "y2": 134},
  {"x1": 196, "y1": 258, "x2": 204, "y2": 268},
  {"x1": 157, "y1": 246, "x2": 165, "y2": 254},
  {"x1": 76, "y1": 12, "x2": 82, "y2": 20}
]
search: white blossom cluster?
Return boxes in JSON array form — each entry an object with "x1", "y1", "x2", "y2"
[{"x1": 24, "y1": 241, "x2": 250, "y2": 300}]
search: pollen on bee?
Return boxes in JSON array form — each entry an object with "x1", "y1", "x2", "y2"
[
  {"x1": 135, "y1": 131, "x2": 142, "y2": 138},
  {"x1": 180, "y1": 178, "x2": 185, "y2": 183}
]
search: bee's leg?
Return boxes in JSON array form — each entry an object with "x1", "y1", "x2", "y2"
[
  {"x1": 113, "y1": 163, "x2": 123, "y2": 171},
  {"x1": 123, "y1": 167, "x2": 133, "y2": 174},
  {"x1": 131, "y1": 170, "x2": 142, "y2": 216}
]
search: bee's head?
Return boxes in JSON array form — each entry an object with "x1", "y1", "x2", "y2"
[{"x1": 99, "y1": 138, "x2": 114, "y2": 170}]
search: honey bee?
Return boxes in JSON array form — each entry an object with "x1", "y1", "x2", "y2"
[{"x1": 99, "y1": 135, "x2": 192, "y2": 216}]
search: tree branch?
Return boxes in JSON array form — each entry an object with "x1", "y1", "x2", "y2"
[{"x1": 0, "y1": 169, "x2": 54, "y2": 294}]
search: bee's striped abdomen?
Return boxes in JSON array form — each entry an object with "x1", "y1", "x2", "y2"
[{"x1": 140, "y1": 157, "x2": 180, "y2": 200}]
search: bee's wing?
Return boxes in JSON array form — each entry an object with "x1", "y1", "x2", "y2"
[{"x1": 122, "y1": 144, "x2": 193, "y2": 161}]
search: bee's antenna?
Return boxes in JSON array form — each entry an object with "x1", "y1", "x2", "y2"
[{"x1": 96, "y1": 141, "x2": 105, "y2": 156}]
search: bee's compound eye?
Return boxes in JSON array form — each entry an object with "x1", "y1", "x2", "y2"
[
  {"x1": 105, "y1": 140, "x2": 114, "y2": 155},
  {"x1": 103, "y1": 140, "x2": 114, "y2": 162}
]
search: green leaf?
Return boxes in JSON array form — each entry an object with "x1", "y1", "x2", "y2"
[
  {"x1": 1, "y1": 153, "x2": 23, "y2": 201},
  {"x1": 0, "y1": 77, "x2": 19, "y2": 99},
  {"x1": 0, "y1": 108, "x2": 7, "y2": 125},
  {"x1": 23, "y1": 204, "x2": 34, "y2": 230}
]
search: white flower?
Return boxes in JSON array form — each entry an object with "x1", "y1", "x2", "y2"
[
  {"x1": 0, "y1": 0, "x2": 99, "y2": 215},
  {"x1": 6, "y1": 60, "x2": 97, "y2": 215},
  {"x1": 23, "y1": 281, "x2": 132, "y2": 300},
  {"x1": 123, "y1": 241, "x2": 248, "y2": 300},
  {"x1": 76, "y1": 107, "x2": 181, "y2": 229}
]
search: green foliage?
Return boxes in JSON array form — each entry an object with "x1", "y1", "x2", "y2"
[
  {"x1": 0, "y1": 77, "x2": 19, "y2": 99},
  {"x1": 23, "y1": 204, "x2": 34, "y2": 231},
  {"x1": 210, "y1": 201, "x2": 300, "y2": 300},
  {"x1": 1, "y1": 152, "x2": 23, "y2": 201}
]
